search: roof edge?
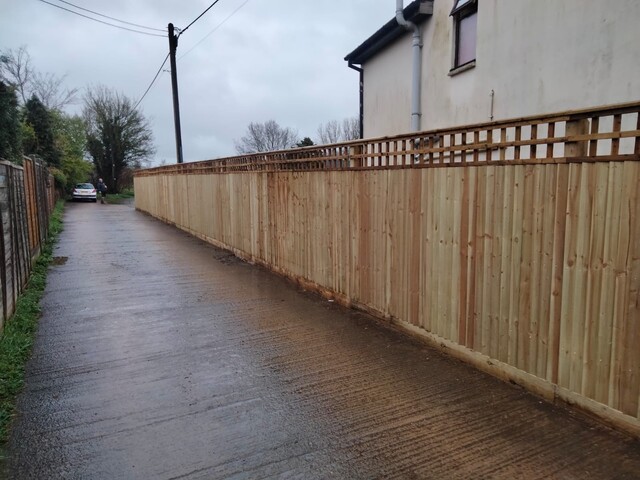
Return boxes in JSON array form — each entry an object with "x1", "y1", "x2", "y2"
[{"x1": 345, "y1": 0, "x2": 434, "y2": 65}]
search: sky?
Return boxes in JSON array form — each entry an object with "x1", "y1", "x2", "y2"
[{"x1": 1, "y1": 0, "x2": 398, "y2": 165}]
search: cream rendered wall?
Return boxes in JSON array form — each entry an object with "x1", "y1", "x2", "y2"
[
  {"x1": 362, "y1": 0, "x2": 640, "y2": 138},
  {"x1": 362, "y1": 37, "x2": 413, "y2": 137}
]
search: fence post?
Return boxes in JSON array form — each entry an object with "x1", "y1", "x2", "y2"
[{"x1": 565, "y1": 118, "x2": 589, "y2": 160}]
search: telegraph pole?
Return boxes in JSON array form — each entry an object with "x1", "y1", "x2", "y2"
[{"x1": 168, "y1": 23, "x2": 184, "y2": 164}]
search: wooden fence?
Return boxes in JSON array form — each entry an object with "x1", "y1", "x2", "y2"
[
  {"x1": 0, "y1": 157, "x2": 56, "y2": 328},
  {"x1": 134, "y1": 101, "x2": 640, "y2": 436}
]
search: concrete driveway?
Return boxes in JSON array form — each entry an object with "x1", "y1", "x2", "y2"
[{"x1": 4, "y1": 200, "x2": 640, "y2": 479}]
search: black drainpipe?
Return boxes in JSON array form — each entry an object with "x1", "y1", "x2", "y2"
[{"x1": 348, "y1": 61, "x2": 364, "y2": 139}]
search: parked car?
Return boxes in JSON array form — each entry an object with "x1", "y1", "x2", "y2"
[{"x1": 72, "y1": 183, "x2": 97, "y2": 202}]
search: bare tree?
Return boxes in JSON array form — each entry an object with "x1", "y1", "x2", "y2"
[
  {"x1": 235, "y1": 120, "x2": 299, "y2": 154},
  {"x1": 317, "y1": 120, "x2": 341, "y2": 145},
  {"x1": 0, "y1": 46, "x2": 77, "y2": 110},
  {"x1": 0, "y1": 46, "x2": 32, "y2": 104},
  {"x1": 32, "y1": 72, "x2": 79, "y2": 111},
  {"x1": 341, "y1": 117, "x2": 360, "y2": 141},
  {"x1": 317, "y1": 117, "x2": 360, "y2": 145}
]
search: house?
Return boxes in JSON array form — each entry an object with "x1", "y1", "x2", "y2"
[{"x1": 345, "y1": 0, "x2": 640, "y2": 138}]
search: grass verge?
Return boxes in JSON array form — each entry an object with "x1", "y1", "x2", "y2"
[
  {"x1": 0, "y1": 200, "x2": 64, "y2": 446},
  {"x1": 106, "y1": 188, "x2": 135, "y2": 203}
]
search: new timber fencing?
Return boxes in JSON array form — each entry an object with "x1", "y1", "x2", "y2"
[
  {"x1": 0, "y1": 157, "x2": 56, "y2": 328},
  {"x1": 135, "y1": 101, "x2": 640, "y2": 436}
]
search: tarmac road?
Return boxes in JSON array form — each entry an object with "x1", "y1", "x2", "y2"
[{"x1": 4, "y1": 200, "x2": 640, "y2": 479}]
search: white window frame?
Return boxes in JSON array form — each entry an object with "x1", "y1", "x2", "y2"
[{"x1": 450, "y1": 0, "x2": 478, "y2": 75}]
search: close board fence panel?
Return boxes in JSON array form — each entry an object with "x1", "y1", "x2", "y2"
[
  {"x1": 135, "y1": 101, "x2": 640, "y2": 435},
  {"x1": 0, "y1": 157, "x2": 57, "y2": 329}
]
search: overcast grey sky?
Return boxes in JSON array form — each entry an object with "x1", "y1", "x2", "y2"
[{"x1": 1, "y1": 0, "x2": 397, "y2": 165}]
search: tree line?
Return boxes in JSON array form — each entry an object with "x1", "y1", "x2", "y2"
[
  {"x1": 234, "y1": 117, "x2": 360, "y2": 154},
  {"x1": 1, "y1": 46, "x2": 361, "y2": 183},
  {"x1": 0, "y1": 46, "x2": 154, "y2": 193}
]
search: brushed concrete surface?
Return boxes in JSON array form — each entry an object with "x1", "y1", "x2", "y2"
[{"x1": 4, "y1": 200, "x2": 640, "y2": 479}]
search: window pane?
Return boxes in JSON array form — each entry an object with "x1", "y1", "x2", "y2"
[
  {"x1": 457, "y1": 11, "x2": 477, "y2": 66},
  {"x1": 451, "y1": 0, "x2": 474, "y2": 16}
]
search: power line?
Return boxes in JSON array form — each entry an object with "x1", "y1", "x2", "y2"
[
  {"x1": 133, "y1": 53, "x2": 170, "y2": 111},
  {"x1": 179, "y1": 0, "x2": 251, "y2": 60},
  {"x1": 36, "y1": 0, "x2": 166, "y2": 37},
  {"x1": 53, "y1": 0, "x2": 166, "y2": 32},
  {"x1": 179, "y1": 0, "x2": 223, "y2": 36}
]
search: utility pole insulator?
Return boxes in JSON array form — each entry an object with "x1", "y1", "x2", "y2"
[{"x1": 168, "y1": 23, "x2": 184, "y2": 164}]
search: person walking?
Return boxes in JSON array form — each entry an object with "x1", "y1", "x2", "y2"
[{"x1": 97, "y1": 178, "x2": 107, "y2": 204}]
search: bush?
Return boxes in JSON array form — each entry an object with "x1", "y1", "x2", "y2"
[{"x1": 49, "y1": 167, "x2": 67, "y2": 190}]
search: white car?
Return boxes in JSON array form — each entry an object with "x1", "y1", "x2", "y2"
[{"x1": 72, "y1": 183, "x2": 97, "y2": 202}]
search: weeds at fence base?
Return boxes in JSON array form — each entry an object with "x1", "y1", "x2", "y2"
[{"x1": 0, "y1": 200, "x2": 64, "y2": 450}]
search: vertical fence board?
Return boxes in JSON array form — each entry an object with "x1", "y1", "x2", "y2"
[
  {"x1": 449, "y1": 169, "x2": 462, "y2": 343},
  {"x1": 537, "y1": 166, "x2": 556, "y2": 380},
  {"x1": 617, "y1": 162, "x2": 640, "y2": 416}
]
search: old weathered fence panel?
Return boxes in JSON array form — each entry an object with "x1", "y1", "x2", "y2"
[
  {"x1": 0, "y1": 157, "x2": 56, "y2": 329},
  {"x1": 135, "y1": 102, "x2": 640, "y2": 434},
  {"x1": 23, "y1": 158, "x2": 39, "y2": 256},
  {"x1": 23, "y1": 157, "x2": 53, "y2": 257}
]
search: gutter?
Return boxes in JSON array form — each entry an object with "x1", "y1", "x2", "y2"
[
  {"x1": 395, "y1": 0, "x2": 423, "y2": 132},
  {"x1": 348, "y1": 62, "x2": 364, "y2": 139}
]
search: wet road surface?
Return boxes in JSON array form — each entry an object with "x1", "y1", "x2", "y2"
[{"x1": 4, "y1": 200, "x2": 640, "y2": 479}]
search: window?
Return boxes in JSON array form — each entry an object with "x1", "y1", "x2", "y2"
[{"x1": 451, "y1": 0, "x2": 478, "y2": 70}]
